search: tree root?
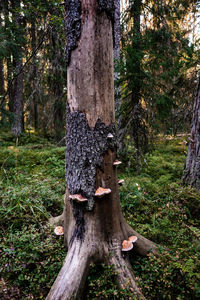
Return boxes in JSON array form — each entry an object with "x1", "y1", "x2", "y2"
[
  {"x1": 49, "y1": 213, "x2": 64, "y2": 226},
  {"x1": 46, "y1": 238, "x2": 146, "y2": 299},
  {"x1": 49, "y1": 212, "x2": 158, "y2": 257},
  {"x1": 106, "y1": 240, "x2": 145, "y2": 299},
  {"x1": 46, "y1": 241, "x2": 91, "y2": 300}
]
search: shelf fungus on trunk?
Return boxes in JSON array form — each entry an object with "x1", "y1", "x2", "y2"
[
  {"x1": 113, "y1": 160, "x2": 122, "y2": 166},
  {"x1": 69, "y1": 194, "x2": 88, "y2": 202},
  {"x1": 118, "y1": 179, "x2": 124, "y2": 185},
  {"x1": 122, "y1": 236, "x2": 138, "y2": 251},
  {"x1": 122, "y1": 240, "x2": 133, "y2": 251},
  {"x1": 54, "y1": 226, "x2": 64, "y2": 236},
  {"x1": 128, "y1": 235, "x2": 138, "y2": 243},
  {"x1": 95, "y1": 187, "x2": 112, "y2": 197},
  {"x1": 107, "y1": 133, "x2": 114, "y2": 139}
]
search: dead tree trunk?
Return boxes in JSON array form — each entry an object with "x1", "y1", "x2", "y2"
[
  {"x1": 46, "y1": 1, "x2": 156, "y2": 299},
  {"x1": 182, "y1": 78, "x2": 200, "y2": 189}
]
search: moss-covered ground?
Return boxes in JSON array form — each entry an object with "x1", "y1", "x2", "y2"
[{"x1": 0, "y1": 132, "x2": 199, "y2": 299}]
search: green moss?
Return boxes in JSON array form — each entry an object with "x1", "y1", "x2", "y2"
[{"x1": 0, "y1": 133, "x2": 199, "y2": 299}]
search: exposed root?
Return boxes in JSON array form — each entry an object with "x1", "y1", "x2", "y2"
[
  {"x1": 106, "y1": 240, "x2": 145, "y2": 299},
  {"x1": 46, "y1": 241, "x2": 91, "y2": 300},
  {"x1": 49, "y1": 212, "x2": 158, "y2": 257},
  {"x1": 46, "y1": 237, "x2": 146, "y2": 300},
  {"x1": 49, "y1": 213, "x2": 64, "y2": 226}
]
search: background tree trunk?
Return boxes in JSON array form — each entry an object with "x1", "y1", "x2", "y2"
[
  {"x1": 182, "y1": 78, "x2": 200, "y2": 189},
  {"x1": 131, "y1": 0, "x2": 148, "y2": 172},
  {"x1": 51, "y1": 25, "x2": 65, "y2": 142},
  {"x1": 46, "y1": 1, "x2": 156, "y2": 299},
  {"x1": 0, "y1": 8, "x2": 5, "y2": 100},
  {"x1": 11, "y1": 53, "x2": 24, "y2": 136},
  {"x1": 31, "y1": 19, "x2": 39, "y2": 131},
  {"x1": 0, "y1": 8, "x2": 5, "y2": 125},
  {"x1": 11, "y1": 0, "x2": 24, "y2": 136}
]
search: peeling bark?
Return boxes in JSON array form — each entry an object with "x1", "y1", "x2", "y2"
[{"x1": 182, "y1": 78, "x2": 200, "y2": 189}]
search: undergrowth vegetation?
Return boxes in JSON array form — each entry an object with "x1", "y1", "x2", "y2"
[{"x1": 0, "y1": 132, "x2": 199, "y2": 299}]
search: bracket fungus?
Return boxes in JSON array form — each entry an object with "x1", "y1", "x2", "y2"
[
  {"x1": 128, "y1": 236, "x2": 138, "y2": 243},
  {"x1": 107, "y1": 133, "x2": 114, "y2": 139},
  {"x1": 122, "y1": 236, "x2": 138, "y2": 251},
  {"x1": 95, "y1": 187, "x2": 111, "y2": 198},
  {"x1": 69, "y1": 194, "x2": 88, "y2": 202},
  {"x1": 122, "y1": 240, "x2": 133, "y2": 251},
  {"x1": 54, "y1": 226, "x2": 64, "y2": 236},
  {"x1": 113, "y1": 160, "x2": 122, "y2": 166},
  {"x1": 118, "y1": 179, "x2": 125, "y2": 185}
]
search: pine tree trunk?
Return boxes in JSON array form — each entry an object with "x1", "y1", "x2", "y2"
[
  {"x1": 131, "y1": 0, "x2": 148, "y2": 172},
  {"x1": 51, "y1": 23, "x2": 65, "y2": 142},
  {"x1": 31, "y1": 19, "x2": 38, "y2": 131},
  {"x1": 7, "y1": 56, "x2": 14, "y2": 114},
  {"x1": 182, "y1": 78, "x2": 200, "y2": 189},
  {"x1": 11, "y1": 57, "x2": 23, "y2": 136},
  {"x1": 11, "y1": 0, "x2": 24, "y2": 136},
  {"x1": 46, "y1": 1, "x2": 157, "y2": 299}
]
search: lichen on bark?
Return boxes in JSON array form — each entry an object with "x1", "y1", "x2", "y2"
[
  {"x1": 64, "y1": 0, "x2": 81, "y2": 65},
  {"x1": 66, "y1": 109, "x2": 116, "y2": 210}
]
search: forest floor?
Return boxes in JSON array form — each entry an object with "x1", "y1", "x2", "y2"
[{"x1": 0, "y1": 132, "x2": 200, "y2": 299}]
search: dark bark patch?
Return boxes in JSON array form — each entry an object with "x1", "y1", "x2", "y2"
[
  {"x1": 97, "y1": 0, "x2": 115, "y2": 23},
  {"x1": 66, "y1": 108, "x2": 116, "y2": 210},
  {"x1": 64, "y1": 0, "x2": 81, "y2": 65},
  {"x1": 70, "y1": 201, "x2": 85, "y2": 242}
]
